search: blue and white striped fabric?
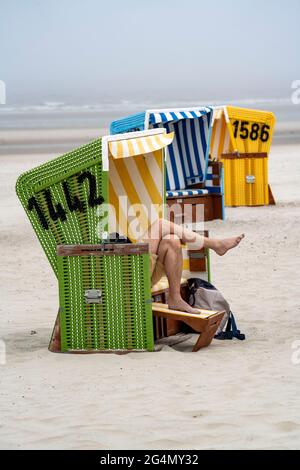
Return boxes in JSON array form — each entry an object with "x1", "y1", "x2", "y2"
[
  {"x1": 149, "y1": 108, "x2": 211, "y2": 125},
  {"x1": 148, "y1": 108, "x2": 213, "y2": 191},
  {"x1": 167, "y1": 185, "x2": 222, "y2": 198},
  {"x1": 110, "y1": 112, "x2": 146, "y2": 135},
  {"x1": 166, "y1": 189, "x2": 209, "y2": 198}
]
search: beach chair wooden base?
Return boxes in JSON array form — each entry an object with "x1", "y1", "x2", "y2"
[
  {"x1": 48, "y1": 312, "x2": 61, "y2": 353},
  {"x1": 167, "y1": 193, "x2": 223, "y2": 222},
  {"x1": 166, "y1": 161, "x2": 223, "y2": 222},
  {"x1": 152, "y1": 303, "x2": 225, "y2": 352},
  {"x1": 268, "y1": 185, "x2": 276, "y2": 205}
]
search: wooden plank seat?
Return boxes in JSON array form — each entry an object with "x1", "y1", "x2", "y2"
[
  {"x1": 152, "y1": 303, "x2": 225, "y2": 352},
  {"x1": 151, "y1": 279, "x2": 189, "y2": 340}
]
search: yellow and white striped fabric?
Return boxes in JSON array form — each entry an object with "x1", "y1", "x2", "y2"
[
  {"x1": 108, "y1": 131, "x2": 174, "y2": 242},
  {"x1": 210, "y1": 108, "x2": 233, "y2": 161},
  {"x1": 109, "y1": 132, "x2": 174, "y2": 159}
]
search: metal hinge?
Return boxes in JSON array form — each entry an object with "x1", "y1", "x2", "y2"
[{"x1": 84, "y1": 289, "x2": 102, "y2": 304}]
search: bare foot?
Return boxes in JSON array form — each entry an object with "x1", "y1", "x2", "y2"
[
  {"x1": 168, "y1": 297, "x2": 199, "y2": 314},
  {"x1": 214, "y1": 234, "x2": 245, "y2": 256}
]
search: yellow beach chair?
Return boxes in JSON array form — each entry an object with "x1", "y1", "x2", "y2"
[{"x1": 211, "y1": 106, "x2": 276, "y2": 206}]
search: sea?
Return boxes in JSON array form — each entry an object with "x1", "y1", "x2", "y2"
[{"x1": 0, "y1": 98, "x2": 299, "y2": 156}]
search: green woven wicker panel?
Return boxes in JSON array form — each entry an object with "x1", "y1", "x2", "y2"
[
  {"x1": 16, "y1": 139, "x2": 108, "y2": 277},
  {"x1": 57, "y1": 245, "x2": 154, "y2": 352}
]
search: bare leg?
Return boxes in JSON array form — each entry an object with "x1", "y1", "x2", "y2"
[
  {"x1": 157, "y1": 235, "x2": 199, "y2": 314},
  {"x1": 140, "y1": 219, "x2": 244, "y2": 313},
  {"x1": 141, "y1": 219, "x2": 245, "y2": 255}
]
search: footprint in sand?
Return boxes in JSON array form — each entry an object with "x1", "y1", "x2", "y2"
[{"x1": 276, "y1": 421, "x2": 300, "y2": 433}]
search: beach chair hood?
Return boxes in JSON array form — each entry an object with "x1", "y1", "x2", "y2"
[
  {"x1": 145, "y1": 108, "x2": 213, "y2": 191},
  {"x1": 102, "y1": 129, "x2": 174, "y2": 165},
  {"x1": 211, "y1": 105, "x2": 276, "y2": 158},
  {"x1": 102, "y1": 129, "x2": 174, "y2": 242}
]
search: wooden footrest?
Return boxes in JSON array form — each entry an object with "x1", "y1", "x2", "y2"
[{"x1": 152, "y1": 303, "x2": 225, "y2": 352}]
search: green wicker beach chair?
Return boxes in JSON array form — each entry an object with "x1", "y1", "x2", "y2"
[{"x1": 16, "y1": 130, "x2": 173, "y2": 353}]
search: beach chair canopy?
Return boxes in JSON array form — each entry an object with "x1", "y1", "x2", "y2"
[
  {"x1": 110, "y1": 107, "x2": 214, "y2": 194},
  {"x1": 211, "y1": 106, "x2": 276, "y2": 160},
  {"x1": 147, "y1": 108, "x2": 213, "y2": 192},
  {"x1": 102, "y1": 129, "x2": 174, "y2": 162},
  {"x1": 102, "y1": 129, "x2": 174, "y2": 242}
]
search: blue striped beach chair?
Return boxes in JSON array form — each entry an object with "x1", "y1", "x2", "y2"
[{"x1": 110, "y1": 108, "x2": 225, "y2": 221}]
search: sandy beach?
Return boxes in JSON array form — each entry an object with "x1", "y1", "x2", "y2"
[{"x1": 1, "y1": 126, "x2": 300, "y2": 450}]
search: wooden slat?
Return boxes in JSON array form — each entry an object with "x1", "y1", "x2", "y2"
[
  {"x1": 221, "y1": 152, "x2": 268, "y2": 160},
  {"x1": 57, "y1": 243, "x2": 150, "y2": 257},
  {"x1": 211, "y1": 161, "x2": 222, "y2": 186},
  {"x1": 152, "y1": 302, "x2": 220, "y2": 320}
]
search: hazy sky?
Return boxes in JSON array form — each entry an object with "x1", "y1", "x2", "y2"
[{"x1": 1, "y1": 0, "x2": 300, "y2": 104}]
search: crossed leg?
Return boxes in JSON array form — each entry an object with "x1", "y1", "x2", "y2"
[{"x1": 141, "y1": 219, "x2": 245, "y2": 314}]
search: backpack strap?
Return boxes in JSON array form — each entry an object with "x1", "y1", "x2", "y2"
[
  {"x1": 230, "y1": 313, "x2": 246, "y2": 340},
  {"x1": 188, "y1": 281, "x2": 196, "y2": 307},
  {"x1": 214, "y1": 312, "x2": 245, "y2": 341}
]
